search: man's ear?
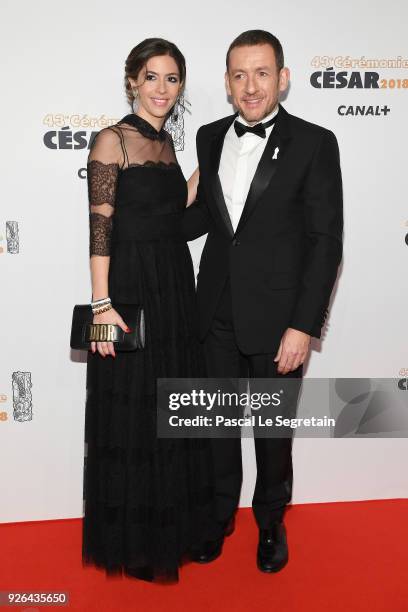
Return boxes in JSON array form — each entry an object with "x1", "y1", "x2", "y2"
[
  {"x1": 279, "y1": 67, "x2": 290, "y2": 93},
  {"x1": 225, "y1": 71, "x2": 232, "y2": 96}
]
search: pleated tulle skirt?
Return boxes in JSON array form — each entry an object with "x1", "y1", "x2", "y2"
[{"x1": 82, "y1": 239, "x2": 216, "y2": 582}]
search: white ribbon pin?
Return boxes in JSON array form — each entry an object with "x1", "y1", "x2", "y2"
[{"x1": 272, "y1": 146, "x2": 280, "y2": 160}]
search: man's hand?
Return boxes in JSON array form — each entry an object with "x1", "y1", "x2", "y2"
[{"x1": 274, "y1": 328, "x2": 311, "y2": 374}]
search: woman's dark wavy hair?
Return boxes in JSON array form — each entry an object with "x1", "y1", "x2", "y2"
[{"x1": 124, "y1": 38, "x2": 186, "y2": 107}]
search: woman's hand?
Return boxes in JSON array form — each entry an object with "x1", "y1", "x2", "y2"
[{"x1": 90, "y1": 307, "x2": 130, "y2": 358}]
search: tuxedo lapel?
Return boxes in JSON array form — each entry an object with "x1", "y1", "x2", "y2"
[
  {"x1": 208, "y1": 114, "x2": 237, "y2": 238},
  {"x1": 235, "y1": 104, "x2": 292, "y2": 235}
]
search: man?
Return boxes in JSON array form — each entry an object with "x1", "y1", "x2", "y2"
[{"x1": 183, "y1": 30, "x2": 343, "y2": 572}]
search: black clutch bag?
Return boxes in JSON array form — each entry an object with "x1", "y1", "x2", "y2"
[{"x1": 70, "y1": 303, "x2": 145, "y2": 351}]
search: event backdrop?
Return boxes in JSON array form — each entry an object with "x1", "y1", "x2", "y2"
[{"x1": 1, "y1": 0, "x2": 407, "y2": 522}]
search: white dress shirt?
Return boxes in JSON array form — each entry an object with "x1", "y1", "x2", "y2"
[{"x1": 218, "y1": 105, "x2": 279, "y2": 232}]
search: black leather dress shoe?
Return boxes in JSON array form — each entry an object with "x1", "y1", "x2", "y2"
[
  {"x1": 191, "y1": 515, "x2": 236, "y2": 564},
  {"x1": 257, "y1": 521, "x2": 288, "y2": 573}
]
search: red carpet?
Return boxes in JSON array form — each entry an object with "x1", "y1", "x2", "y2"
[{"x1": 1, "y1": 500, "x2": 407, "y2": 612}]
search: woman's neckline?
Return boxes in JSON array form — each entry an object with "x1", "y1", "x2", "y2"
[{"x1": 118, "y1": 112, "x2": 167, "y2": 142}]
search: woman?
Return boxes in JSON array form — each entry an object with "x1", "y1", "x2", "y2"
[{"x1": 82, "y1": 38, "x2": 214, "y2": 582}]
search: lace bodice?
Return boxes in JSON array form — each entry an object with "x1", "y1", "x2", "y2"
[{"x1": 87, "y1": 113, "x2": 178, "y2": 256}]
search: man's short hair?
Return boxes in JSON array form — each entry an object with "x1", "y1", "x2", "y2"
[{"x1": 226, "y1": 30, "x2": 284, "y2": 72}]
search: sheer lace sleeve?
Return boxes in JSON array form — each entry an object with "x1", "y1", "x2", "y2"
[{"x1": 87, "y1": 128, "x2": 121, "y2": 256}]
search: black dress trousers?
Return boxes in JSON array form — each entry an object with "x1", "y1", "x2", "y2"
[{"x1": 203, "y1": 276, "x2": 303, "y2": 532}]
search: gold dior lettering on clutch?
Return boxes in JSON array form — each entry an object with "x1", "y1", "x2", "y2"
[{"x1": 89, "y1": 324, "x2": 115, "y2": 341}]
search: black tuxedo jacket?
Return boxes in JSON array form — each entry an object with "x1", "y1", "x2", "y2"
[{"x1": 182, "y1": 103, "x2": 343, "y2": 355}]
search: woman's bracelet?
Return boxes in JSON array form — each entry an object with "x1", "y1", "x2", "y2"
[
  {"x1": 92, "y1": 303, "x2": 113, "y2": 315},
  {"x1": 91, "y1": 297, "x2": 111, "y2": 314},
  {"x1": 91, "y1": 296, "x2": 111, "y2": 307},
  {"x1": 92, "y1": 296, "x2": 111, "y2": 312}
]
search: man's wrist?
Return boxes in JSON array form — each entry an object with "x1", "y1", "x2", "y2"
[{"x1": 288, "y1": 326, "x2": 311, "y2": 338}]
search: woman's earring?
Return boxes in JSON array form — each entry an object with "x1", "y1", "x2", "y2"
[
  {"x1": 172, "y1": 94, "x2": 184, "y2": 122},
  {"x1": 165, "y1": 93, "x2": 188, "y2": 151},
  {"x1": 132, "y1": 87, "x2": 139, "y2": 113}
]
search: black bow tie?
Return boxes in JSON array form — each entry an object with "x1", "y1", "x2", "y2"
[{"x1": 234, "y1": 114, "x2": 277, "y2": 138}]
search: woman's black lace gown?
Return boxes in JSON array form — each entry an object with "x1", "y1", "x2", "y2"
[{"x1": 82, "y1": 113, "x2": 214, "y2": 582}]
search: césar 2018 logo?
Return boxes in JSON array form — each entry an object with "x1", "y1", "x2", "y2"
[{"x1": 310, "y1": 67, "x2": 380, "y2": 88}]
